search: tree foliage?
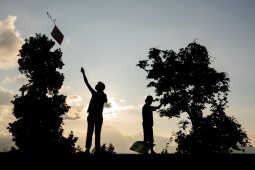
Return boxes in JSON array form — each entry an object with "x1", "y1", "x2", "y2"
[
  {"x1": 137, "y1": 42, "x2": 250, "y2": 153},
  {"x1": 91, "y1": 143, "x2": 116, "y2": 155},
  {"x1": 8, "y1": 34, "x2": 78, "y2": 153},
  {"x1": 175, "y1": 114, "x2": 250, "y2": 154}
]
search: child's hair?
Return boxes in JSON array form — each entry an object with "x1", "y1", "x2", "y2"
[
  {"x1": 145, "y1": 95, "x2": 153, "y2": 102},
  {"x1": 96, "y1": 81, "x2": 105, "y2": 91}
]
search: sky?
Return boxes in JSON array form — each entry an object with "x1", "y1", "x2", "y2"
[{"x1": 0, "y1": 0, "x2": 255, "y2": 153}]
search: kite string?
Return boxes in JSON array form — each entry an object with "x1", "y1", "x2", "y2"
[{"x1": 47, "y1": 11, "x2": 56, "y2": 25}]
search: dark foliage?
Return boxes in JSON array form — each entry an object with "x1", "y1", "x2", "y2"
[
  {"x1": 8, "y1": 34, "x2": 78, "y2": 154},
  {"x1": 91, "y1": 143, "x2": 116, "y2": 155},
  {"x1": 137, "y1": 42, "x2": 250, "y2": 154},
  {"x1": 175, "y1": 114, "x2": 250, "y2": 154}
]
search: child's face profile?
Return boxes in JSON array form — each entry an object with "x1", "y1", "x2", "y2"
[
  {"x1": 147, "y1": 100, "x2": 153, "y2": 105},
  {"x1": 145, "y1": 98, "x2": 153, "y2": 105}
]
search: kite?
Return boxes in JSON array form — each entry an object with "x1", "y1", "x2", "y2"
[
  {"x1": 130, "y1": 141, "x2": 155, "y2": 154},
  {"x1": 47, "y1": 11, "x2": 64, "y2": 45},
  {"x1": 51, "y1": 25, "x2": 64, "y2": 45}
]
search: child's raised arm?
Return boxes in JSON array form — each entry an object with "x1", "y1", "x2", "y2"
[{"x1": 81, "y1": 67, "x2": 95, "y2": 94}]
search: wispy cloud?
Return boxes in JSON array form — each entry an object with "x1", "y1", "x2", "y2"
[
  {"x1": 0, "y1": 105, "x2": 15, "y2": 134},
  {"x1": 59, "y1": 84, "x2": 71, "y2": 93},
  {"x1": 0, "y1": 16, "x2": 24, "y2": 69},
  {"x1": 0, "y1": 86, "x2": 15, "y2": 137},
  {"x1": 0, "y1": 136, "x2": 15, "y2": 152},
  {"x1": 63, "y1": 96, "x2": 136, "y2": 120},
  {"x1": 63, "y1": 106, "x2": 84, "y2": 120},
  {"x1": 103, "y1": 97, "x2": 135, "y2": 119},
  {"x1": 1, "y1": 74, "x2": 26, "y2": 84},
  {"x1": 63, "y1": 95, "x2": 84, "y2": 120},
  {"x1": 0, "y1": 86, "x2": 13, "y2": 105},
  {"x1": 66, "y1": 95, "x2": 83, "y2": 106}
]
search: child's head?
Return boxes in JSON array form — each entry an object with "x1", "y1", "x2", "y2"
[
  {"x1": 145, "y1": 95, "x2": 153, "y2": 105},
  {"x1": 95, "y1": 82, "x2": 105, "y2": 92}
]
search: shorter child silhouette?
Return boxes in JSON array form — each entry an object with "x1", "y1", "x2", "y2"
[{"x1": 142, "y1": 95, "x2": 162, "y2": 154}]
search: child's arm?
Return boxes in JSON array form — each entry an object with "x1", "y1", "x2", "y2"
[
  {"x1": 151, "y1": 103, "x2": 163, "y2": 111},
  {"x1": 156, "y1": 103, "x2": 163, "y2": 110},
  {"x1": 81, "y1": 67, "x2": 95, "y2": 94}
]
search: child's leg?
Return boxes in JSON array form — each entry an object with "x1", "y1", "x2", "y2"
[
  {"x1": 86, "y1": 117, "x2": 95, "y2": 151},
  {"x1": 143, "y1": 124, "x2": 150, "y2": 153},
  {"x1": 148, "y1": 126, "x2": 155, "y2": 153}
]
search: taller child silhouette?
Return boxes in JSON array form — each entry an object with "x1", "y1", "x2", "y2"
[{"x1": 81, "y1": 67, "x2": 107, "y2": 154}]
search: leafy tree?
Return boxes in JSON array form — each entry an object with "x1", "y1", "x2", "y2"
[
  {"x1": 8, "y1": 34, "x2": 78, "y2": 154},
  {"x1": 175, "y1": 113, "x2": 250, "y2": 154},
  {"x1": 137, "y1": 42, "x2": 250, "y2": 154}
]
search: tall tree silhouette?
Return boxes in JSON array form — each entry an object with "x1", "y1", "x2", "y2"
[
  {"x1": 8, "y1": 34, "x2": 78, "y2": 153},
  {"x1": 137, "y1": 42, "x2": 250, "y2": 154}
]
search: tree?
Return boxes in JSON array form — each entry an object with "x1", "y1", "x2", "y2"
[
  {"x1": 137, "y1": 42, "x2": 250, "y2": 154},
  {"x1": 8, "y1": 34, "x2": 78, "y2": 154},
  {"x1": 175, "y1": 113, "x2": 250, "y2": 154}
]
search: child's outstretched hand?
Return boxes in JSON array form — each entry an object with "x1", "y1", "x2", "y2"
[{"x1": 81, "y1": 67, "x2": 85, "y2": 74}]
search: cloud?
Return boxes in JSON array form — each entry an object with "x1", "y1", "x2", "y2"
[
  {"x1": 63, "y1": 96, "x2": 137, "y2": 121},
  {"x1": 119, "y1": 99, "x2": 126, "y2": 103},
  {"x1": 0, "y1": 105, "x2": 15, "y2": 137},
  {"x1": 66, "y1": 95, "x2": 83, "y2": 106},
  {"x1": 63, "y1": 95, "x2": 84, "y2": 120},
  {"x1": 0, "y1": 86, "x2": 13, "y2": 105},
  {"x1": 0, "y1": 16, "x2": 24, "y2": 69},
  {"x1": 59, "y1": 84, "x2": 71, "y2": 93},
  {"x1": 103, "y1": 97, "x2": 135, "y2": 119},
  {"x1": 0, "y1": 136, "x2": 15, "y2": 152},
  {"x1": 1, "y1": 74, "x2": 26, "y2": 84},
  {"x1": 0, "y1": 86, "x2": 15, "y2": 144},
  {"x1": 63, "y1": 106, "x2": 84, "y2": 120}
]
